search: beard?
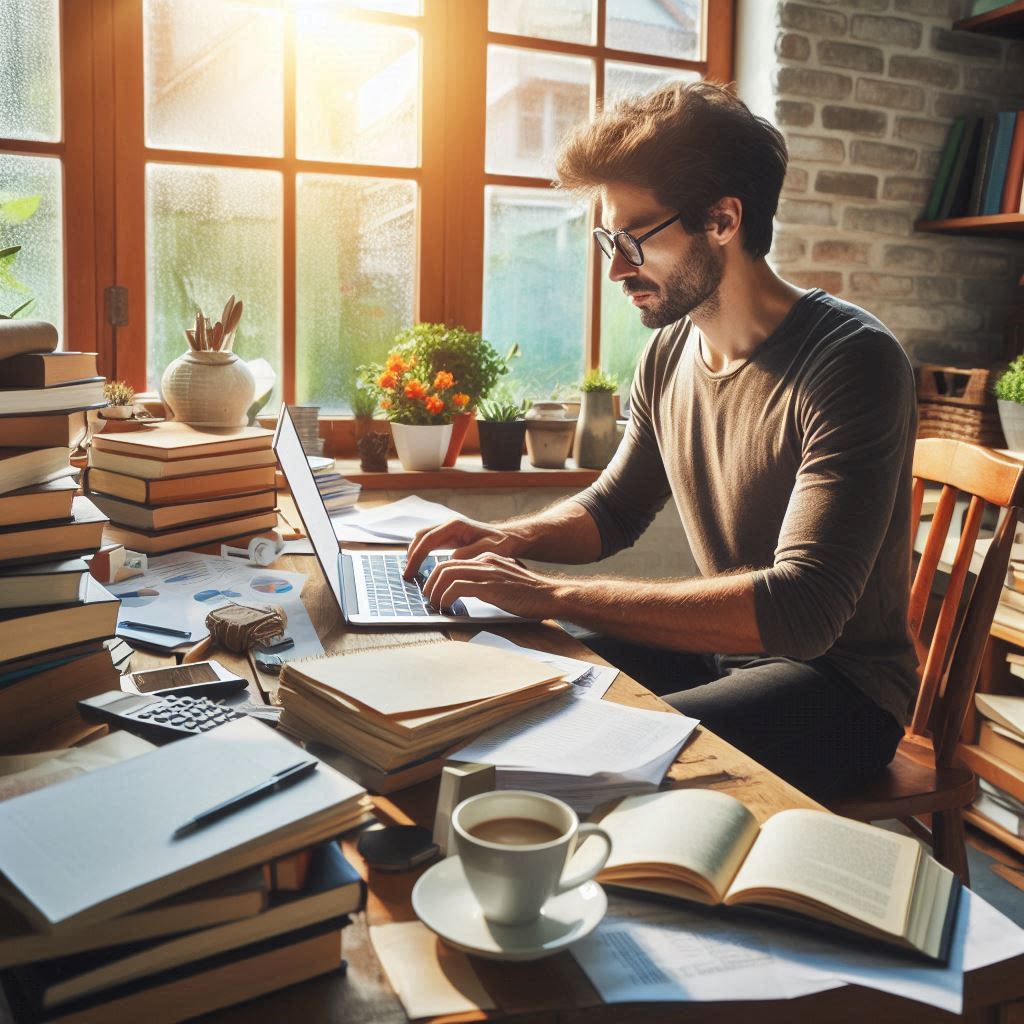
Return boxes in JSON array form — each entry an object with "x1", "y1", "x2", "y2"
[{"x1": 624, "y1": 233, "x2": 724, "y2": 329}]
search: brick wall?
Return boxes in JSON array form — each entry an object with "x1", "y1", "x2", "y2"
[{"x1": 752, "y1": 0, "x2": 1024, "y2": 366}]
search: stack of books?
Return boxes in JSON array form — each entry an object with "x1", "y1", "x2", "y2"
[
  {"x1": 85, "y1": 423, "x2": 279, "y2": 554},
  {"x1": 278, "y1": 640, "x2": 571, "y2": 792},
  {"x1": 991, "y1": 552, "x2": 1024, "y2": 639},
  {"x1": 0, "y1": 718, "x2": 373, "y2": 1022},
  {"x1": 973, "y1": 692, "x2": 1024, "y2": 837},
  {"x1": 923, "y1": 109, "x2": 1024, "y2": 221},
  {"x1": 310, "y1": 456, "x2": 360, "y2": 512},
  {"x1": 0, "y1": 322, "x2": 120, "y2": 751}
]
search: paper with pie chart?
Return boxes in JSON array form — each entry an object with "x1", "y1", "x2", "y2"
[{"x1": 108, "y1": 552, "x2": 322, "y2": 659}]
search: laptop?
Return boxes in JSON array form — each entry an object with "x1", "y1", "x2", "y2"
[{"x1": 273, "y1": 406, "x2": 529, "y2": 627}]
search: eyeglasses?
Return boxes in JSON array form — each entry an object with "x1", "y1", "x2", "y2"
[{"x1": 593, "y1": 213, "x2": 681, "y2": 267}]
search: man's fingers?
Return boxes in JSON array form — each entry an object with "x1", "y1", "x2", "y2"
[{"x1": 404, "y1": 520, "x2": 467, "y2": 577}]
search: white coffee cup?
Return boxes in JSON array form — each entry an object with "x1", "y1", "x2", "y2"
[{"x1": 451, "y1": 790, "x2": 612, "y2": 926}]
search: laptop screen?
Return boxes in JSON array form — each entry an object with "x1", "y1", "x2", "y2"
[{"x1": 272, "y1": 406, "x2": 345, "y2": 613}]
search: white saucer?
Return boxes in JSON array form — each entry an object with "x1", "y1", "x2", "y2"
[{"x1": 411, "y1": 856, "x2": 606, "y2": 962}]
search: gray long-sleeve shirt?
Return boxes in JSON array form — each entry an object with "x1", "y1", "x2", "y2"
[{"x1": 575, "y1": 289, "x2": 918, "y2": 725}]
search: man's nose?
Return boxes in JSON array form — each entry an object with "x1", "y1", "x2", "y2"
[{"x1": 607, "y1": 247, "x2": 637, "y2": 284}]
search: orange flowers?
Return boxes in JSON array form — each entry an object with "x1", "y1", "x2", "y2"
[
  {"x1": 452, "y1": 392, "x2": 470, "y2": 409},
  {"x1": 380, "y1": 398, "x2": 392, "y2": 409},
  {"x1": 386, "y1": 354, "x2": 409, "y2": 375},
  {"x1": 404, "y1": 379, "x2": 427, "y2": 400},
  {"x1": 424, "y1": 396, "x2": 445, "y2": 415},
  {"x1": 365, "y1": 347, "x2": 460, "y2": 425},
  {"x1": 378, "y1": 371, "x2": 398, "y2": 390},
  {"x1": 432, "y1": 370, "x2": 454, "y2": 391}
]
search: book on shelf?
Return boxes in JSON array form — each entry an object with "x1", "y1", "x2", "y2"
[
  {"x1": 591, "y1": 788, "x2": 960, "y2": 964},
  {"x1": 90, "y1": 423, "x2": 273, "y2": 461},
  {"x1": 1003, "y1": 111, "x2": 1024, "y2": 214},
  {"x1": 0, "y1": 352, "x2": 99, "y2": 388},
  {"x1": 0, "y1": 496, "x2": 106, "y2": 566},
  {"x1": 971, "y1": 778, "x2": 1024, "y2": 839},
  {"x1": 89, "y1": 489, "x2": 278, "y2": 532},
  {"x1": 0, "y1": 582, "x2": 119, "y2": 680},
  {"x1": 11, "y1": 842, "x2": 364, "y2": 1012},
  {"x1": 86, "y1": 464, "x2": 277, "y2": 505},
  {"x1": 102, "y1": 509, "x2": 280, "y2": 555},
  {"x1": 0, "y1": 448, "x2": 75, "y2": 497},
  {"x1": 88, "y1": 444, "x2": 277, "y2": 480},
  {"x1": 0, "y1": 918, "x2": 345, "y2": 1024},
  {"x1": 0, "y1": 558, "x2": 90, "y2": 610},
  {"x1": 0, "y1": 717, "x2": 371, "y2": 932},
  {"x1": 0, "y1": 320, "x2": 58, "y2": 361},
  {"x1": 981, "y1": 111, "x2": 1017, "y2": 216},
  {"x1": 0, "y1": 412, "x2": 88, "y2": 449},
  {"x1": 924, "y1": 117, "x2": 965, "y2": 221},
  {"x1": 0, "y1": 478, "x2": 77, "y2": 529},
  {"x1": 978, "y1": 720, "x2": 1024, "y2": 774},
  {"x1": 975, "y1": 692, "x2": 1024, "y2": 738},
  {"x1": 277, "y1": 640, "x2": 571, "y2": 773},
  {"x1": 939, "y1": 114, "x2": 982, "y2": 219},
  {"x1": 0, "y1": 648, "x2": 121, "y2": 752},
  {"x1": 968, "y1": 117, "x2": 996, "y2": 217},
  {"x1": 0, "y1": 379, "x2": 106, "y2": 417}
]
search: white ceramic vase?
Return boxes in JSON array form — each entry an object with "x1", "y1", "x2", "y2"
[
  {"x1": 573, "y1": 391, "x2": 619, "y2": 469},
  {"x1": 160, "y1": 350, "x2": 256, "y2": 427},
  {"x1": 998, "y1": 399, "x2": 1024, "y2": 451},
  {"x1": 390, "y1": 422, "x2": 453, "y2": 471}
]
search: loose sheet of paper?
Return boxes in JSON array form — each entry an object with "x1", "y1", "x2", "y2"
[
  {"x1": 107, "y1": 552, "x2": 323, "y2": 661},
  {"x1": 332, "y1": 495, "x2": 465, "y2": 544},
  {"x1": 469, "y1": 631, "x2": 618, "y2": 700},
  {"x1": 370, "y1": 921, "x2": 494, "y2": 1020},
  {"x1": 452, "y1": 694, "x2": 697, "y2": 777}
]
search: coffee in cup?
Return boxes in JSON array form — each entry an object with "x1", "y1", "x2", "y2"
[{"x1": 452, "y1": 790, "x2": 612, "y2": 926}]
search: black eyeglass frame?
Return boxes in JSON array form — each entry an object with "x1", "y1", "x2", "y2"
[{"x1": 593, "y1": 213, "x2": 682, "y2": 267}]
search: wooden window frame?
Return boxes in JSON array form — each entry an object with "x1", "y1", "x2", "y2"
[{"x1": 17, "y1": 0, "x2": 732, "y2": 455}]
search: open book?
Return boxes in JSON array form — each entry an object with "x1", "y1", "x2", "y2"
[{"x1": 592, "y1": 789, "x2": 960, "y2": 963}]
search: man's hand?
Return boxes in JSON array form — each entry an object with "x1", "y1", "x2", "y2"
[
  {"x1": 420, "y1": 553, "x2": 562, "y2": 619},
  {"x1": 403, "y1": 518, "x2": 524, "y2": 579}
]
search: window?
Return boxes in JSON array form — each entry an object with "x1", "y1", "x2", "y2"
[{"x1": 2, "y1": 0, "x2": 733, "y2": 421}]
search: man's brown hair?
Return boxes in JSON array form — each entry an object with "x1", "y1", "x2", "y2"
[{"x1": 556, "y1": 81, "x2": 787, "y2": 259}]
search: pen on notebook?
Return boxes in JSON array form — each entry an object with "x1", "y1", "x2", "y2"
[
  {"x1": 173, "y1": 760, "x2": 319, "y2": 840},
  {"x1": 121, "y1": 621, "x2": 192, "y2": 639}
]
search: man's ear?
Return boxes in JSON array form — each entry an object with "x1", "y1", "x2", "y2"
[{"x1": 706, "y1": 198, "x2": 742, "y2": 247}]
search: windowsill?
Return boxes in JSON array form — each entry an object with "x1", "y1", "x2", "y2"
[{"x1": 279, "y1": 455, "x2": 601, "y2": 490}]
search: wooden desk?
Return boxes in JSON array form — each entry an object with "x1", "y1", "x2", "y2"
[{"x1": 32, "y1": 555, "x2": 1024, "y2": 1023}]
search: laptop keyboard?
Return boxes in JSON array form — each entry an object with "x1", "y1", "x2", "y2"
[{"x1": 363, "y1": 554, "x2": 447, "y2": 618}]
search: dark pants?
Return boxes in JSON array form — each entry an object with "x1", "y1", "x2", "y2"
[{"x1": 582, "y1": 636, "x2": 904, "y2": 801}]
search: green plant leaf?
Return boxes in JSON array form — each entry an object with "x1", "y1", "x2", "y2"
[
  {"x1": 0, "y1": 195, "x2": 41, "y2": 224},
  {"x1": 0, "y1": 245, "x2": 21, "y2": 261},
  {"x1": 4, "y1": 298, "x2": 34, "y2": 318}
]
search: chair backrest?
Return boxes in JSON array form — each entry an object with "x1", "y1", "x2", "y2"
[{"x1": 908, "y1": 438, "x2": 1024, "y2": 766}]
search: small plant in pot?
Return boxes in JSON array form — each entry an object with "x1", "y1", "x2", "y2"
[
  {"x1": 391, "y1": 324, "x2": 511, "y2": 465},
  {"x1": 574, "y1": 368, "x2": 619, "y2": 469},
  {"x1": 349, "y1": 376, "x2": 382, "y2": 443},
  {"x1": 102, "y1": 379, "x2": 136, "y2": 419},
  {"x1": 995, "y1": 356, "x2": 1024, "y2": 451},
  {"x1": 477, "y1": 397, "x2": 529, "y2": 471}
]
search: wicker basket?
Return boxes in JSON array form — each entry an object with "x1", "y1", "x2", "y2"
[{"x1": 916, "y1": 364, "x2": 1006, "y2": 448}]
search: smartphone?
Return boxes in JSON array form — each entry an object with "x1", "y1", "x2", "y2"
[{"x1": 121, "y1": 660, "x2": 248, "y2": 700}]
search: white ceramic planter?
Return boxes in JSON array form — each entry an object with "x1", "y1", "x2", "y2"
[
  {"x1": 998, "y1": 399, "x2": 1024, "y2": 452},
  {"x1": 100, "y1": 406, "x2": 134, "y2": 420},
  {"x1": 390, "y1": 422, "x2": 454, "y2": 471},
  {"x1": 573, "y1": 391, "x2": 618, "y2": 469},
  {"x1": 160, "y1": 350, "x2": 256, "y2": 427}
]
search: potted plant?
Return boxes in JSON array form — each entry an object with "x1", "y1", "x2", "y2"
[
  {"x1": 995, "y1": 356, "x2": 1024, "y2": 450},
  {"x1": 478, "y1": 397, "x2": 529, "y2": 471},
  {"x1": 574, "y1": 368, "x2": 619, "y2": 469},
  {"x1": 102, "y1": 380, "x2": 136, "y2": 420},
  {"x1": 361, "y1": 350, "x2": 468, "y2": 471},
  {"x1": 349, "y1": 376, "x2": 381, "y2": 444},
  {"x1": 391, "y1": 324, "x2": 510, "y2": 466}
]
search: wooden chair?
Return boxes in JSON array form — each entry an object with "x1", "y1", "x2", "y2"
[{"x1": 829, "y1": 438, "x2": 1024, "y2": 884}]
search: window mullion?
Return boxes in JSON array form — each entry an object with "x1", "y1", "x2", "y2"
[{"x1": 283, "y1": 1, "x2": 297, "y2": 406}]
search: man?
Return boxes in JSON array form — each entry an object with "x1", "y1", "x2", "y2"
[{"x1": 404, "y1": 81, "x2": 916, "y2": 800}]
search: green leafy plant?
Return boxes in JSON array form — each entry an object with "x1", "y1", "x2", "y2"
[
  {"x1": 391, "y1": 323, "x2": 509, "y2": 409},
  {"x1": 103, "y1": 380, "x2": 136, "y2": 407},
  {"x1": 0, "y1": 244, "x2": 34, "y2": 319},
  {"x1": 995, "y1": 357, "x2": 1024, "y2": 405},
  {"x1": 478, "y1": 396, "x2": 529, "y2": 422},
  {"x1": 349, "y1": 377, "x2": 379, "y2": 418},
  {"x1": 580, "y1": 368, "x2": 618, "y2": 393}
]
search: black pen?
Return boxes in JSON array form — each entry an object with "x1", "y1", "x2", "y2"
[
  {"x1": 122, "y1": 620, "x2": 192, "y2": 639},
  {"x1": 173, "y1": 760, "x2": 318, "y2": 839}
]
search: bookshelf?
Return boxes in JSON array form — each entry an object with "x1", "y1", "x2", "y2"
[
  {"x1": 915, "y1": 213, "x2": 1024, "y2": 239},
  {"x1": 953, "y1": 0, "x2": 1024, "y2": 37}
]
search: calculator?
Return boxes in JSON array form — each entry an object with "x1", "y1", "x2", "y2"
[{"x1": 78, "y1": 691, "x2": 244, "y2": 744}]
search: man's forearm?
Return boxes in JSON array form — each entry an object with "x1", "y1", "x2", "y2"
[
  {"x1": 499, "y1": 499, "x2": 603, "y2": 564},
  {"x1": 549, "y1": 572, "x2": 764, "y2": 653}
]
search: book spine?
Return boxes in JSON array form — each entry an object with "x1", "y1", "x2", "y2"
[
  {"x1": 967, "y1": 117, "x2": 995, "y2": 217},
  {"x1": 982, "y1": 111, "x2": 1016, "y2": 216},
  {"x1": 940, "y1": 116, "x2": 980, "y2": 219},
  {"x1": 1002, "y1": 110, "x2": 1024, "y2": 215},
  {"x1": 924, "y1": 118, "x2": 965, "y2": 221}
]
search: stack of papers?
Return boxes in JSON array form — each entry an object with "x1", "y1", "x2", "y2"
[
  {"x1": 278, "y1": 640, "x2": 572, "y2": 773},
  {"x1": 331, "y1": 495, "x2": 464, "y2": 544},
  {"x1": 451, "y1": 695, "x2": 699, "y2": 812},
  {"x1": 309, "y1": 457, "x2": 360, "y2": 513}
]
